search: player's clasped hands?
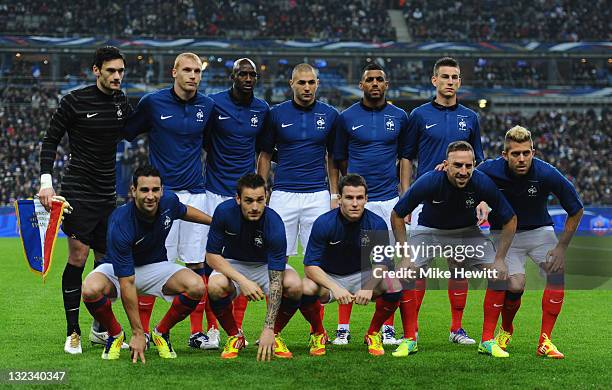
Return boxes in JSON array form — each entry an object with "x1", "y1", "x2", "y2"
[
  {"x1": 256, "y1": 328, "x2": 275, "y2": 362},
  {"x1": 331, "y1": 286, "x2": 354, "y2": 305},
  {"x1": 129, "y1": 332, "x2": 147, "y2": 364},
  {"x1": 354, "y1": 289, "x2": 373, "y2": 305},
  {"x1": 239, "y1": 279, "x2": 265, "y2": 301}
]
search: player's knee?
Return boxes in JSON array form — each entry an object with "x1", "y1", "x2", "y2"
[
  {"x1": 207, "y1": 277, "x2": 229, "y2": 300},
  {"x1": 68, "y1": 251, "x2": 88, "y2": 267},
  {"x1": 301, "y1": 277, "x2": 318, "y2": 296},
  {"x1": 185, "y1": 277, "x2": 205, "y2": 300},
  {"x1": 508, "y1": 274, "x2": 525, "y2": 292},
  {"x1": 81, "y1": 280, "x2": 103, "y2": 301},
  {"x1": 283, "y1": 281, "x2": 302, "y2": 300}
]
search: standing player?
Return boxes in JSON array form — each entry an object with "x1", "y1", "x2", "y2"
[
  {"x1": 123, "y1": 53, "x2": 217, "y2": 350},
  {"x1": 38, "y1": 46, "x2": 132, "y2": 354},
  {"x1": 299, "y1": 174, "x2": 402, "y2": 356},
  {"x1": 391, "y1": 141, "x2": 516, "y2": 358},
  {"x1": 258, "y1": 62, "x2": 339, "y2": 267},
  {"x1": 81, "y1": 166, "x2": 212, "y2": 361},
  {"x1": 404, "y1": 57, "x2": 486, "y2": 345},
  {"x1": 205, "y1": 58, "x2": 270, "y2": 339},
  {"x1": 477, "y1": 126, "x2": 583, "y2": 358},
  {"x1": 206, "y1": 174, "x2": 302, "y2": 360},
  {"x1": 332, "y1": 63, "x2": 410, "y2": 345}
]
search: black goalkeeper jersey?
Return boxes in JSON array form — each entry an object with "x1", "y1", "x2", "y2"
[{"x1": 40, "y1": 85, "x2": 132, "y2": 204}]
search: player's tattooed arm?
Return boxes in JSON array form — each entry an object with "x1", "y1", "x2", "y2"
[{"x1": 264, "y1": 270, "x2": 283, "y2": 329}]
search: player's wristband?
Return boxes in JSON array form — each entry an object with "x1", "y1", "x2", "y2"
[
  {"x1": 40, "y1": 174, "x2": 53, "y2": 189},
  {"x1": 330, "y1": 193, "x2": 340, "y2": 200}
]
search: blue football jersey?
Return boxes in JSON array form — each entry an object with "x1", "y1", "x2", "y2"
[
  {"x1": 205, "y1": 89, "x2": 269, "y2": 197},
  {"x1": 394, "y1": 170, "x2": 515, "y2": 229},
  {"x1": 405, "y1": 100, "x2": 484, "y2": 179},
  {"x1": 103, "y1": 193, "x2": 187, "y2": 277},
  {"x1": 123, "y1": 87, "x2": 214, "y2": 193},
  {"x1": 477, "y1": 157, "x2": 583, "y2": 230},
  {"x1": 334, "y1": 101, "x2": 410, "y2": 201},
  {"x1": 259, "y1": 100, "x2": 339, "y2": 193},
  {"x1": 206, "y1": 199, "x2": 287, "y2": 271}
]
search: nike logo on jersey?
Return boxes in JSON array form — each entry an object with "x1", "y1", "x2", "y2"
[
  {"x1": 281, "y1": 123, "x2": 294, "y2": 128},
  {"x1": 218, "y1": 115, "x2": 230, "y2": 120},
  {"x1": 425, "y1": 123, "x2": 438, "y2": 129},
  {"x1": 160, "y1": 115, "x2": 173, "y2": 120},
  {"x1": 329, "y1": 240, "x2": 341, "y2": 245},
  {"x1": 432, "y1": 200, "x2": 444, "y2": 204},
  {"x1": 225, "y1": 230, "x2": 237, "y2": 236},
  {"x1": 351, "y1": 125, "x2": 364, "y2": 131},
  {"x1": 135, "y1": 237, "x2": 146, "y2": 245},
  {"x1": 86, "y1": 113, "x2": 99, "y2": 118}
]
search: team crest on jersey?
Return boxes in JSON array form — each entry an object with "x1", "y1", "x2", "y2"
[
  {"x1": 528, "y1": 185, "x2": 538, "y2": 197},
  {"x1": 315, "y1": 113, "x2": 326, "y2": 131},
  {"x1": 254, "y1": 230, "x2": 264, "y2": 248},
  {"x1": 384, "y1": 115, "x2": 396, "y2": 132},
  {"x1": 250, "y1": 115, "x2": 259, "y2": 127},
  {"x1": 116, "y1": 107, "x2": 123, "y2": 118},
  {"x1": 465, "y1": 197, "x2": 475, "y2": 208},
  {"x1": 360, "y1": 231, "x2": 371, "y2": 247},
  {"x1": 164, "y1": 215, "x2": 171, "y2": 229},
  {"x1": 457, "y1": 116, "x2": 467, "y2": 131},
  {"x1": 196, "y1": 109, "x2": 204, "y2": 122}
]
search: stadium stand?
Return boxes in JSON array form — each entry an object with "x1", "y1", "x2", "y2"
[
  {"x1": 0, "y1": 0, "x2": 395, "y2": 41},
  {"x1": 400, "y1": 0, "x2": 611, "y2": 41}
]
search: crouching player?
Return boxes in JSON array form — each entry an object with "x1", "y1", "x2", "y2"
[
  {"x1": 478, "y1": 126, "x2": 583, "y2": 358},
  {"x1": 81, "y1": 165, "x2": 212, "y2": 362},
  {"x1": 206, "y1": 173, "x2": 302, "y2": 361},
  {"x1": 299, "y1": 174, "x2": 402, "y2": 356},
  {"x1": 391, "y1": 141, "x2": 517, "y2": 358}
]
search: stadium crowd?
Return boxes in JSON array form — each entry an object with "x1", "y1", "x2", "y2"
[
  {"x1": 400, "y1": 0, "x2": 611, "y2": 41},
  {"x1": 0, "y1": 85, "x2": 609, "y2": 207},
  {"x1": 0, "y1": 0, "x2": 394, "y2": 41},
  {"x1": 2, "y1": 1, "x2": 611, "y2": 41}
]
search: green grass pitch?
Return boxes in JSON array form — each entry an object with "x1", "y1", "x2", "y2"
[{"x1": 1, "y1": 237, "x2": 610, "y2": 389}]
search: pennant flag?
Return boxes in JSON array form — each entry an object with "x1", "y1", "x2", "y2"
[{"x1": 14, "y1": 199, "x2": 65, "y2": 282}]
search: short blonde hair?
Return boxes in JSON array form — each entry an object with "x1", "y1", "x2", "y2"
[
  {"x1": 504, "y1": 125, "x2": 533, "y2": 150},
  {"x1": 173, "y1": 53, "x2": 202, "y2": 70},
  {"x1": 291, "y1": 63, "x2": 318, "y2": 79}
]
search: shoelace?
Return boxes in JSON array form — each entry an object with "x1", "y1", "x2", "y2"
[
  {"x1": 383, "y1": 327, "x2": 395, "y2": 339},
  {"x1": 336, "y1": 329, "x2": 349, "y2": 339}
]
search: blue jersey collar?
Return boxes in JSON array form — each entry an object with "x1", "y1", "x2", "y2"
[
  {"x1": 359, "y1": 99, "x2": 387, "y2": 112},
  {"x1": 431, "y1": 98, "x2": 458, "y2": 111},
  {"x1": 170, "y1": 86, "x2": 198, "y2": 104},
  {"x1": 291, "y1": 99, "x2": 316, "y2": 112}
]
